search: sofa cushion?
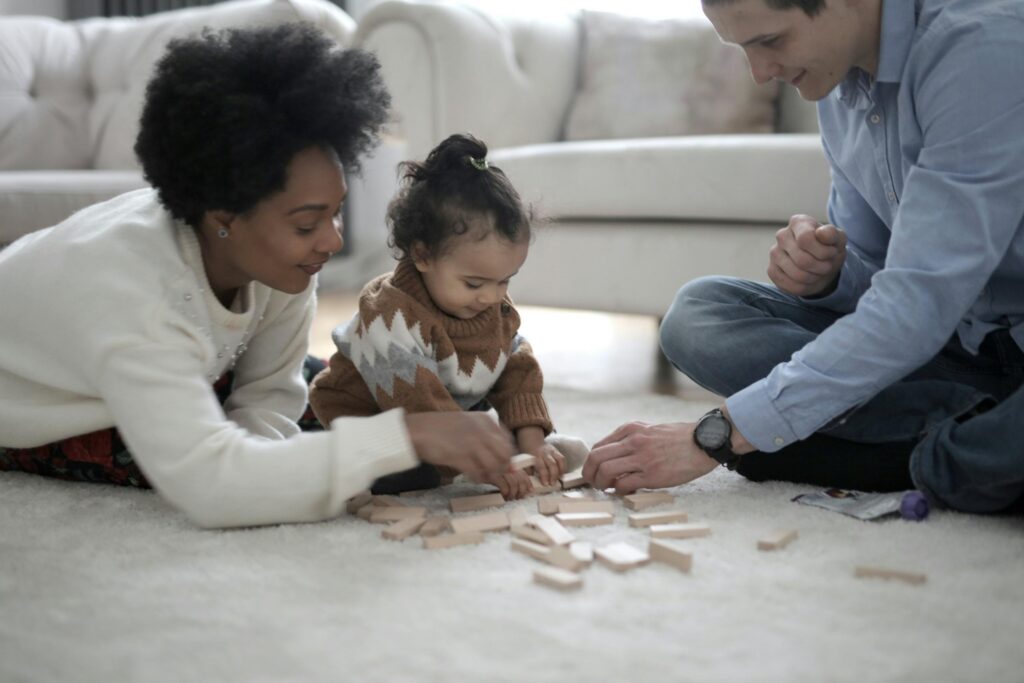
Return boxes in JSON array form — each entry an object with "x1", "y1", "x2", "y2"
[
  {"x1": 491, "y1": 134, "x2": 830, "y2": 225},
  {"x1": 0, "y1": 18, "x2": 92, "y2": 171},
  {"x1": 0, "y1": 0, "x2": 356, "y2": 173},
  {"x1": 564, "y1": 11, "x2": 778, "y2": 142},
  {"x1": 0, "y1": 171, "x2": 147, "y2": 248}
]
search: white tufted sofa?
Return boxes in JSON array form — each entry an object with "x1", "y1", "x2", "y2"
[
  {"x1": 354, "y1": 1, "x2": 833, "y2": 316},
  {"x1": 0, "y1": 0, "x2": 355, "y2": 249}
]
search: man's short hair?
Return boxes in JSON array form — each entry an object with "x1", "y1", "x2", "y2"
[{"x1": 702, "y1": 0, "x2": 825, "y2": 17}]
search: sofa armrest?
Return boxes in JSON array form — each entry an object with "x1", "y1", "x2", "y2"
[{"x1": 355, "y1": 0, "x2": 580, "y2": 158}]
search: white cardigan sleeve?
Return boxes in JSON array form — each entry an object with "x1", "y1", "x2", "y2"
[
  {"x1": 94, "y1": 337, "x2": 418, "y2": 529},
  {"x1": 221, "y1": 286, "x2": 317, "y2": 440}
]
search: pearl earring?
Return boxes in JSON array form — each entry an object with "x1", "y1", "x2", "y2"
[{"x1": 217, "y1": 228, "x2": 229, "y2": 239}]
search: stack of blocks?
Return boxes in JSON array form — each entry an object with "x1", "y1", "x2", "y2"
[{"x1": 348, "y1": 466, "x2": 927, "y2": 590}]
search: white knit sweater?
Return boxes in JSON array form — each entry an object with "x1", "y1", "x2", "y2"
[{"x1": 0, "y1": 189, "x2": 417, "y2": 528}]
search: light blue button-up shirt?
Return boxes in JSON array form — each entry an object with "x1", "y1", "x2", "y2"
[{"x1": 726, "y1": 0, "x2": 1024, "y2": 452}]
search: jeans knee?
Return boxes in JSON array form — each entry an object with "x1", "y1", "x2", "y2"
[{"x1": 659, "y1": 276, "x2": 736, "y2": 373}]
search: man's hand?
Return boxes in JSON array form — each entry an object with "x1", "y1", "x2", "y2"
[
  {"x1": 768, "y1": 214, "x2": 847, "y2": 297},
  {"x1": 404, "y1": 412, "x2": 515, "y2": 483},
  {"x1": 581, "y1": 421, "x2": 718, "y2": 494}
]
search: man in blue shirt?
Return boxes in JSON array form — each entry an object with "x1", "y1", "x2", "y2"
[{"x1": 582, "y1": 0, "x2": 1024, "y2": 513}]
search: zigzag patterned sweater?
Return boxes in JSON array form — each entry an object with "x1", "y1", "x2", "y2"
[{"x1": 310, "y1": 258, "x2": 553, "y2": 434}]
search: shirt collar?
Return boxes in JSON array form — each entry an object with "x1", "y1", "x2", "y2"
[{"x1": 835, "y1": 0, "x2": 917, "y2": 105}]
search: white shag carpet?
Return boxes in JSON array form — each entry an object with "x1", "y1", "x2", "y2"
[{"x1": 2, "y1": 387, "x2": 1022, "y2": 683}]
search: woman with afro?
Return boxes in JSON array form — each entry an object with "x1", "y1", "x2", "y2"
[{"x1": 0, "y1": 23, "x2": 515, "y2": 528}]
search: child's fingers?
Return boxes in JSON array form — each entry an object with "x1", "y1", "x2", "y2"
[
  {"x1": 549, "y1": 448, "x2": 567, "y2": 476},
  {"x1": 539, "y1": 449, "x2": 560, "y2": 485}
]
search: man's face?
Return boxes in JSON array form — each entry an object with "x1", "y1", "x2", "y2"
[{"x1": 703, "y1": 0, "x2": 870, "y2": 101}]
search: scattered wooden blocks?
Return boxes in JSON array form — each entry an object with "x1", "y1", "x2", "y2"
[
  {"x1": 649, "y1": 523, "x2": 711, "y2": 539},
  {"x1": 450, "y1": 492, "x2": 505, "y2": 513},
  {"x1": 560, "y1": 469, "x2": 586, "y2": 489},
  {"x1": 854, "y1": 566, "x2": 927, "y2": 585},
  {"x1": 556, "y1": 500, "x2": 615, "y2": 515},
  {"x1": 648, "y1": 539, "x2": 693, "y2": 573},
  {"x1": 418, "y1": 516, "x2": 451, "y2": 537},
  {"x1": 534, "y1": 566, "x2": 583, "y2": 591},
  {"x1": 381, "y1": 517, "x2": 427, "y2": 541},
  {"x1": 527, "y1": 514, "x2": 575, "y2": 546},
  {"x1": 628, "y1": 509, "x2": 689, "y2": 528},
  {"x1": 623, "y1": 492, "x2": 675, "y2": 511},
  {"x1": 368, "y1": 506, "x2": 427, "y2": 524},
  {"x1": 555, "y1": 512, "x2": 614, "y2": 527},
  {"x1": 422, "y1": 532, "x2": 485, "y2": 550},
  {"x1": 450, "y1": 510, "x2": 510, "y2": 534},
  {"x1": 758, "y1": 529, "x2": 798, "y2": 551},
  {"x1": 345, "y1": 490, "x2": 373, "y2": 514},
  {"x1": 594, "y1": 542, "x2": 650, "y2": 572},
  {"x1": 562, "y1": 490, "x2": 592, "y2": 500},
  {"x1": 510, "y1": 453, "x2": 537, "y2": 471}
]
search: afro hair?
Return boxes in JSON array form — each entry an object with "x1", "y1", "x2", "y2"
[{"x1": 134, "y1": 22, "x2": 391, "y2": 227}]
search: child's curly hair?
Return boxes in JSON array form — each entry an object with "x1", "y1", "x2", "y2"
[
  {"x1": 387, "y1": 133, "x2": 533, "y2": 260},
  {"x1": 134, "y1": 23, "x2": 391, "y2": 228}
]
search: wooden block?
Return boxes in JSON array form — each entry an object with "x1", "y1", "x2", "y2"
[
  {"x1": 594, "y1": 542, "x2": 650, "y2": 572},
  {"x1": 450, "y1": 510, "x2": 510, "y2": 534},
  {"x1": 510, "y1": 539, "x2": 583, "y2": 572},
  {"x1": 345, "y1": 490, "x2": 373, "y2": 514},
  {"x1": 381, "y1": 517, "x2": 427, "y2": 541},
  {"x1": 511, "y1": 524, "x2": 551, "y2": 545},
  {"x1": 450, "y1": 492, "x2": 505, "y2": 513},
  {"x1": 422, "y1": 532, "x2": 485, "y2": 550},
  {"x1": 854, "y1": 566, "x2": 926, "y2": 585},
  {"x1": 557, "y1": 500, "x2": 615, "y2": 515},
  {"x1": 537, "y1": 497, "x2": 564, "y2": 516},
  {"x1": 569, "y1": 541, "x2": 593, "y2": 565},
  {"x1": 511, "y1": 538, "x2": 551, "y2": 563},
  {"x1": 649, "y1": 523, "x2": 711, "y2": 539},
  {"x1": 555, "y1": 512, "x2": 614, "y2": 527},
  {"x1": 510, "y1": 453, "x2": 536, "y2": 471},
  {"x1": 758, "y1": 529, "x2": 798, "y2": 551},
  {"x1": 648, "y1": 539, "x2": 693, "y2": 573},
  {"x1": 562, "y1": 490, "x2": 592, "y2": 500},
  {"x1": 368, "y1": 506, "x2": 428, "y2": 524},
  {"x1": 356, "y1": 504, "x2": 376, "y2": 520},
  {"x1": 534, "y1": 566, "x2": 583, "y2": 592},
  {"x1": 623, "y1": 492, "x2": 675, "y2": 511},
  {"x1": 560, "y1": 468, "x2": 586, "y2": 490},
  {"x1": 418, "y1": 516, "x2": 451, "y2": 537},
  {"x1": 528, "y1": 476, "x2": 560, "y2": 495},
  {"x1": 527, "y1": 514, "x2": 575, "y2": 546},
  {"x1": 370, "y1": 495, "x2": 408, "y2": 507},
  {"x1": 507, "y1": 506, "x2": 531, "y2": 528},
  {"x1": 628, "y1": 509, "x2": 689, "y2": 528}
]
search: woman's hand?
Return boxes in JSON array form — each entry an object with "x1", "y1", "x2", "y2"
[{"x1": 404, "y1": 412, "x2": 515, "y2": 483}]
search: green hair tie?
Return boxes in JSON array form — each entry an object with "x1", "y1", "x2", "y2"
[{"x1": 468, "y1": 155, "x2": 489, "y2": 171}]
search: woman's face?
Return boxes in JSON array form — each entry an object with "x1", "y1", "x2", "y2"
[{"x1": 206, "y1": 146, "x2": 346, "y2": 298}]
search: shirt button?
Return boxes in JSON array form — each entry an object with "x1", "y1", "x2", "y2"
[
  {"x1": 887, "y1": 191, "x2": 896, "y2": 202},
  {"x1": 870, "y1": 114, "x2": 881, "y2": 124},
  {"x1": 773, "y1": 436, "x2": 785, "y2": 447}
]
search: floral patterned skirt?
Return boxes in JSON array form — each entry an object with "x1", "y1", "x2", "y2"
[{"x1": 0, "y1": 356, "x2": 326, "y2": 488}]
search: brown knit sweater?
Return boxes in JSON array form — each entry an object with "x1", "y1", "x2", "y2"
[{"x1": 310, "y1": 259, "x2": 552, "y2": 434}]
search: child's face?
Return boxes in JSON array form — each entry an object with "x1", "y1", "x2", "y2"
[{"x1": 413, "y1": 227, "x2": 529, "y2": 320}]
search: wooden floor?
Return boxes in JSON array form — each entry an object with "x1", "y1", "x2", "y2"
[{"x1": 311, "y1": 290, "x2": 719, "y2": 401}]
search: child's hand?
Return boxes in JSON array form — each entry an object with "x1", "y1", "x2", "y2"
[
  {"x1": 529, "y1": 443, "x2": 566, "y2": 487},
  {"x1": 484, "y1": 469, "x2": 534, "y2": 500}
]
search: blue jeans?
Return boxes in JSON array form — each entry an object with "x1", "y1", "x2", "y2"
[{"x1": 660, "y1": 276, "x2": 1024, "y2": 513}]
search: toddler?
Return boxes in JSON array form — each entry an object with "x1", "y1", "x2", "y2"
[{"x1": 310, "y1": 134, "x2": 586, "y2": 498}]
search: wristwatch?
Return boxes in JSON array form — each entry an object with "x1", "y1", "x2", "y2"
[{"x1": 693, "y1": 408, "x2": 741, "y2": 470}]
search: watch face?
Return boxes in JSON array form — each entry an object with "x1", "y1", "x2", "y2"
[{"x1": 696, "y1": 415, "x2": 730, "y2": 450}]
